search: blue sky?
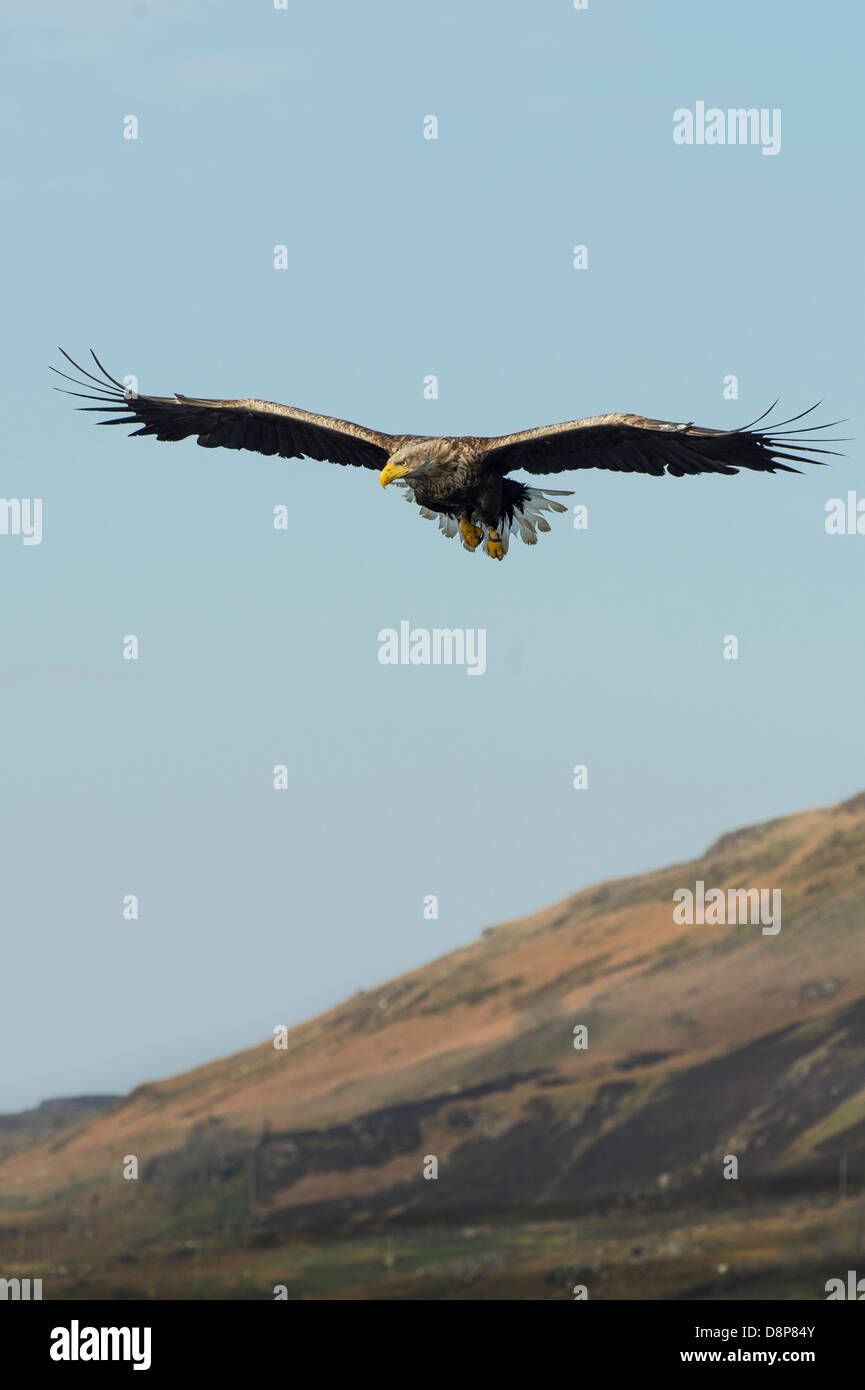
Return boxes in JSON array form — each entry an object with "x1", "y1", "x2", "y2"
[{"x1": 1, "y1": 0, "x2": 862, "y2": 1109}]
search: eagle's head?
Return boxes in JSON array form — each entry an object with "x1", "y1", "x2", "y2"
[{"x1": 379, "y1": 438, "x2": 451, "y2": 488}]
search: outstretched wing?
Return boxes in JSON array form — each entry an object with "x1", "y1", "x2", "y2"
[
  {"x1": 478, "y1": 406, "x2": 845, "y2": 477},
  {"x1": 52, "y1": 350, "x2": 395, "y2": 471}
]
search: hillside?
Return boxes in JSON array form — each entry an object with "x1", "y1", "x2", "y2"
[
  {"x1": 0, "y1": 1096, "x2": 120, "y2": 1163},
  {"x1": 2, "y1": 792, "x2": 864, "y2": 1299}
]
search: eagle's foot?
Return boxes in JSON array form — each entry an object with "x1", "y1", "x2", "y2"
[
  {"x1": 486, "y1": 529, "x2": 505, "y2": 561},
  {"x1": 460, "y1": 518, "x2": 483, "y2": 551}
]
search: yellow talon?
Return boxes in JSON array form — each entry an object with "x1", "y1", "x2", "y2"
[
  {"x1": 486, "y1": 529, "x2": 504, "y2": 561},
  {"x1": 460, "y1": 518, "x2": 483, "y2": 550}
]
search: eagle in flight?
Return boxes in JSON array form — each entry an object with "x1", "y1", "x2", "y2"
[{"x1": 53, "y1": 351, "x2": 840, "y2": 561}]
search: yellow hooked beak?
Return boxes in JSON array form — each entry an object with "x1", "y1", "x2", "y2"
[{"x1": 379, "y1": 461, "x2": 411, "y2": 488}]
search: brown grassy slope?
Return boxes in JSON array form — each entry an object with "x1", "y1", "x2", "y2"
[
  {"x1": 3, "y1": 792, "x2": 864, "y2": 1196},
  {"x1": 1, "y1": 792, "x2": 864, "y2": 1299}
]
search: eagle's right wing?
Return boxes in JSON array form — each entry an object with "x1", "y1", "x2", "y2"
[{"x1": 52, "y1": 349, "x2": 395, "y2": 471}]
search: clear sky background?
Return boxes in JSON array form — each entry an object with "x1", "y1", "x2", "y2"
[{"x1": 1, "y1": 0, "x2": 862, "y2": 1110}]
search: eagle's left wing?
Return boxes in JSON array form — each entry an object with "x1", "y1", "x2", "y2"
[
  {"x1": 477, "y1": 406, "x2": 844, "y2": 477},
  {"x1": 52, "y1": 350, "x2": 395, "y2": 471}
]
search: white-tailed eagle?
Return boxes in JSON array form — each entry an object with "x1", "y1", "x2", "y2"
[{"x1": 53, "y1": 350, "x2": 842, "y2": 561}]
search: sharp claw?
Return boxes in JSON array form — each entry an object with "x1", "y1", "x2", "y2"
[
  {"x1": 486, "y1": 531, "x2": 504, "y2": 560},
  {"x1": 459, "y1": 518, "x2": 483, "y2": 551}
]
